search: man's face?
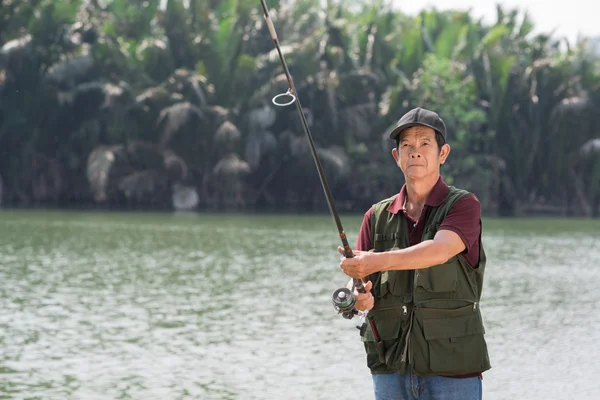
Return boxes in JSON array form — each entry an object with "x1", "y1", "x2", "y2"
[{"x1": 392, "y1": 126, "x2": 450, "y2": 180}]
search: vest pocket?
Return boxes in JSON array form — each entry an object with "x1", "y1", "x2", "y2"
[
  {"x1": 411, "y1": 304, "x2": 490, "y2": 376},
  {"x1": 414, "y1": 257, "x2": 459, "y2": 293},
  {"x1": 364, "y1": 307, "x2": 409, "y2": 373},
  {"x1": 386, "y1": 270, "x2": 413, "y2": 301},
  {"x1": 373, "y1": 234, "x2": 396, "y2": 252}
]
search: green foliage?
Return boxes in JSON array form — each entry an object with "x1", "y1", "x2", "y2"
[
  {"x1": 411, "y1": 54, "x2": 485, "y2": 147},
  {"x1": 0, "y1": 0, "x2": 599, "y2": 216}
]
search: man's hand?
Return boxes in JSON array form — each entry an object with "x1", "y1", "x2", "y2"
[{"x1": 338, "y1": 246, "x2": 382, "y2": 279}]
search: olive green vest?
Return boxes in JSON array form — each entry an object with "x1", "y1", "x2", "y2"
[{"x1": 362, "y1": 186, "x2": 491, "y2": 376}]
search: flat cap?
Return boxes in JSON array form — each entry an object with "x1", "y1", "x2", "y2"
[{"x1": 389, "y1": 107, "x2": 447, "y2": 141}]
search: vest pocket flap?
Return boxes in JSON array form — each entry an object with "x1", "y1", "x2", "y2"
[
  {"x1": 423, "y1": 314, "x2": 484, "y2": 341},
  {"x1": 374, "y1": 233, "x2": 397, "y2": 241},
  {"x1": 370, "y1": 307, "x2": 405, "y2": 340},
  {"x1": 413, "y1": 307, "x2": 491, "y2": 375}
]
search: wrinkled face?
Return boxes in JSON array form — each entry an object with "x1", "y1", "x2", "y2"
[{"x1": 392, "y1": 126, "x2": 450, "y2": 180}]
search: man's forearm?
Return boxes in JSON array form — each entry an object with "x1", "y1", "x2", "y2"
[{"x1": 375, "y1": 240, "x2": 454, "y2": 271}]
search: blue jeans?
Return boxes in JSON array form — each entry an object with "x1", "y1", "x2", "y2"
[{"x1": 372, "y1": 370, "x2": 482, "y2": 400}]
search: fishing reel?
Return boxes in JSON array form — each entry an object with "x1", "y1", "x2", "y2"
[
  {"x1": 332, "y1": 287, "x2": 368, "y2": 337},
  {"x1": 332, "y1": 287, "x2": 358, "y2": 319}
]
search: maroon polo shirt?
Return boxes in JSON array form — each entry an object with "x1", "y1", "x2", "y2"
[
  {"x1": 355, "y1": 176, "x2": 483, "y2": 379},
  {"x1": 355, "y1": 176, "x2": 481, "y2": 268}
]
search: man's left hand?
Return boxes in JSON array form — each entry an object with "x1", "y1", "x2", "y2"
[{"x1": 338, "y1": 246, "x2": 381, "y2": 279}]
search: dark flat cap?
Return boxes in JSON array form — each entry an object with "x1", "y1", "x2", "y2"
[{"x1": 389, "y1": 107, "x2": 447, "y2": 141}]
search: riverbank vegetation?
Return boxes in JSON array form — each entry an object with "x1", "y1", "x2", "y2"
[{"x1": 1, "y1": 0, "x2": 599, "y2": 216}]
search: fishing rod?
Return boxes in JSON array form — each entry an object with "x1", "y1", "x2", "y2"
[{"x1": 259, "y1": 0, "x2": 385, "y2": 363}]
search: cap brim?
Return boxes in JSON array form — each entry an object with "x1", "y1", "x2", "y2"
[{"x1": 389, "y1": 122, "x2": 444, "y2": 140}]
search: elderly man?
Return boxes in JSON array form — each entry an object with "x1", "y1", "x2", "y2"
[{"x1": 339, "y1": 107, "x2": 491, "y2": 400}]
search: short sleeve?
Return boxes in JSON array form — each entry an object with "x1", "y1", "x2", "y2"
[
  {"x1": 437, "y1": 194, "x2": 481, "y2": 268},
  {"x1": 355, "y1": 208, "x2": 373, "y2": 251}
]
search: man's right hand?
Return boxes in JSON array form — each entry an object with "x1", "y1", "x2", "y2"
[{"x1": 347, "y1": 280, "x2": 374, "y2": 311}]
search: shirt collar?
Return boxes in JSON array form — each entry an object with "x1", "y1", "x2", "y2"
[{"x1": 386, "y1": 176, "x2": 449, "y2": 214}]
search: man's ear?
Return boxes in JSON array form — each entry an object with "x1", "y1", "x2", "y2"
[
  {"x1": 440, "y1": 143, "x2": 451, "y2": 164},
  {"x1": 392, "y1": 147, "x2": 399, "y2": 163}
]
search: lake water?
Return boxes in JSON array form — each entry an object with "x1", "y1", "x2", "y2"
[{"x1": 1, "y1": 210, "x2": 599, "y2": 399}]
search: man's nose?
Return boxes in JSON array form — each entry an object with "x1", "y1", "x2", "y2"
[{"x1": 410, "y1": 152, "x2": 421, "y2": 158}]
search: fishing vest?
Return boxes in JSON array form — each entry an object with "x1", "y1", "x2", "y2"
[{"x1": 362, "y1": 186, "x2": 492, "y2": 377}]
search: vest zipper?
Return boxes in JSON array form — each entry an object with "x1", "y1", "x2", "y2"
[
  {"x1": 402, "y1": 305, "x2": 407, "y2": 315},
  {"x1": 401, "y1": 306, "x2": 413, "y2": 364},
  {"x1": 415, "y1": 299, "x2": 478, "y2": 311}
]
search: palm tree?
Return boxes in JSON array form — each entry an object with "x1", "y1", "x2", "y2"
[{"x1": 1, "y1": 0, "x2": 599, "y2": 216}]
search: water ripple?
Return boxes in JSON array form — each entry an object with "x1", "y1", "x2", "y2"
[{"x1": 1, "y1": 212, "x2": 599, "y2": 399}]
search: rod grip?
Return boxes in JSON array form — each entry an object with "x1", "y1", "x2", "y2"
[
  {"x1": 264, "y1": 13, "x2": 278, "y2": 41},
  {"x1": 339, "y1": 231, "x2": 366, "y2": 293},
  {"x1": 353, "y1": 279, "x2": 367, "y2": 294},
  {"x1": 339, "y1": 231, "x2": 354, "y2": 258}
]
